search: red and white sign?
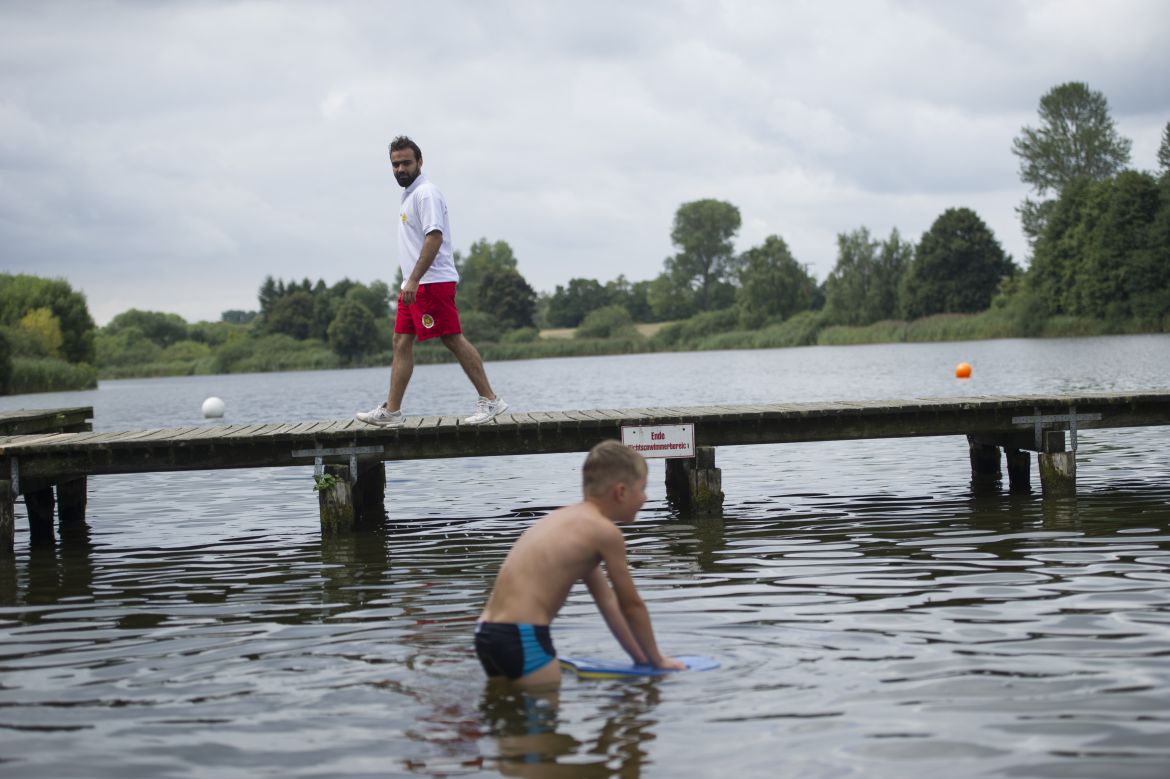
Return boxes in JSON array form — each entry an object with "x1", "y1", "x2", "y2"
[{"x1": 621, "y1": 424, "x2": 695, "y2": 459}]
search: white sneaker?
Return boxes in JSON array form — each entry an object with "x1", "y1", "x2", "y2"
[
  {"x1": 356, "y1": 403, "x2": 403, "y2": 427},
  {"x1": 464, "y1": 396, "x2": 509, "y2": 425}
]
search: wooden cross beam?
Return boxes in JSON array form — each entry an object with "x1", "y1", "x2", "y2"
[
  {"x1": 1011, "y1": 406, "x2": 1102, "y2": 452},
  {"x1": 291, "y1": 445, "x2": 384, "y2": 481}
]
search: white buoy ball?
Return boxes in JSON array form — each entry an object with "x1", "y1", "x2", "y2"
[{"x1": 201, "y1": 397, "x2": 226, "y2": 418}]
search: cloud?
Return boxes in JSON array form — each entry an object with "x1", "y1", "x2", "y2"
[{"x1": 1, "y1": 0, "x2": 1167, "y2": 324}]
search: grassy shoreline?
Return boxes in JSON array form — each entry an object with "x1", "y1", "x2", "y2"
[
  {"x1": 84, "y1": 310, "x2": 1166, "y2": 384},
  {"x1": 7, "y1": 310, "x2": 1164, "y2": 394}
]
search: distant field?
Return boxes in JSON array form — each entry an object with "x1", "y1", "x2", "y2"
[{"x1": 540, "y1": 322, "x2": 668, "y2": 339}]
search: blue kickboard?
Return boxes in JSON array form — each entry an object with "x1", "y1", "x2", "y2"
[{"x1": 559, "y1": 654, "x2": 719, "y2": 678}]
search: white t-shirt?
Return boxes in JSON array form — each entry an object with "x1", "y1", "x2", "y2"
[{"x1": 398, "y1": 175, "x2": 459, "y2": 287}]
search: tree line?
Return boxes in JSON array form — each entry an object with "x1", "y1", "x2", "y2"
[{"x1": 2, "y1": 81, "x2": 1166, "y2": 394}]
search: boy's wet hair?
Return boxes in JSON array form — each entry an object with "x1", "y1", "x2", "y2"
[{"x1": 582, "y1": 440, "x2": 647, "y2": 497}]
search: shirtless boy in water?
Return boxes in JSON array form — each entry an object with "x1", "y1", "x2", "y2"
[{"x1": 476, "y1": 440, "x2": 686, "y2": 688}]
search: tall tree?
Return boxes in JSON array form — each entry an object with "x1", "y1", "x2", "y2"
[
  {"x1": 665, "y1": 199, "x2": 741, "y2": 311},
  {"x1": 105, "y1": 309, "x2": 189, "y2": 348},
  {"x1": 0, "y1": 274, "x2": 96, "y2": 363},
  {"x1": 456, "y1": 238, "x2": 518, "y2": 310},
  {"x1": 899, "y1": 208, "x2": 1015, "y2": 319},
  {"x1": 545, "y1": 278, "x2": 608, "y2": 328},
  {"x1": 327, "y1": 300, "x2": 380, "y2": 361},
  {"x1": 823, "y1": 228, "x2": 877, "y2": 326},
  {"x1": 647, "y1": 271, "x2": 698, "y2": 321},
  {"x1": 604, "y1": 275, "x2": 653, "y2": 322},
  {"x1": 1012, "y1": 82, "x2": 1132, "y2": 241},
  {"x1": 475, "y1": 266, "x2": 537, "y2": 330},
  {"x1": 735, "y1": 235, "x2": 816, "y2": 326},
  {"x1": 1158, "y1": 120, "x2": 1170, "y2": 176},
  {"x1": 265, "y1": 291, "x2": 315, "y2": 340}
]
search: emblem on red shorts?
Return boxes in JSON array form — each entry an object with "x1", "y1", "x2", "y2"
[{"x1": 421, "y1": 314, "x2": 435, "y2": 329}]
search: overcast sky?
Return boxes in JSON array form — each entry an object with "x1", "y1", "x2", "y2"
[{"x1": 3, "y1": 1, "x2": 1168, "y2": 325}]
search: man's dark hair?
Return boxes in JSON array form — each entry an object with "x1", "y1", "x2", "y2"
[{"x1": 388, "y1": 135, "x2": 422, "y2": 162}]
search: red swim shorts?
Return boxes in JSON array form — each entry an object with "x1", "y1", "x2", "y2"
[{"x1": 394, "y1": 281, "x2": 462, "y2": 341}]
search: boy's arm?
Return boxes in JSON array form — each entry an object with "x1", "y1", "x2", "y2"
[
  {"x1": 596, "y1": 527, "x2": 685, "y2": 670},
  {"x1": 584, "y1": 565, "x2": 650, "y2": 664}
]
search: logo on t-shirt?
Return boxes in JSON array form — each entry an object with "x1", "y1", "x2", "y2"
[
  {"x1": 400, "y1": 212, "x2": 408, "y2": 225},
  {"x1": 421, "y1": 314, "x2": 435, "y2": 329}
]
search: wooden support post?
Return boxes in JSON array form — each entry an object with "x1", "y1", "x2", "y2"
[
  {"x1": 1005, "y1": 448, "x2": 1031, "y2": 493},
  {"x1": 1038, "y1": 430, "x2": 1076, "y2": 497},
  {"x1": 353, "y1": 460, "x2": 386, "y2": 525},
  {"x1": 0, "y1": 480, "x2": 13, "y2": 555},
  {"x1": 57, "y1": 477, "x2": 88, "y2": 524},
  {"x1": 25, "y1": 485, "x2": 56, "y2": 547},
  {"x1": 665, "y1": 446, "x2": 724, "y2": 518},
  {"x1": 317, "y1": 464, "x2": 356, "y2": 534},
  {"x1": 1039, "y1": 452, "x2": 1076, "y2": 497},
  {"x1": 967, "y1": 436, "x2": 1002, "y2": 479}
]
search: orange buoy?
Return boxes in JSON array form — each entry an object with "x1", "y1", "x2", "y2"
[{"x1": 955, "y1": 362, "x2": 972, "y2": 379}]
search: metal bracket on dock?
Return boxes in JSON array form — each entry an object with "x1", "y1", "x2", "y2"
[
  {"x1": 291, "y1": 445, "x2": 384, "y2": 482},
  {"x1": 1011, "y1": 406, "x2": 1102, "y2": 452}
]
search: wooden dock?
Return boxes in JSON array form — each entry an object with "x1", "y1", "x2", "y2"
[{"x1": 2, "y1": 390, "x2": 1169, "y2": 547}]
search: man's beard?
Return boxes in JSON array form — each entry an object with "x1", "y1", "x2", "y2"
[{"x1": 396, "y1": 170, "x2": 420, "y2": 188}]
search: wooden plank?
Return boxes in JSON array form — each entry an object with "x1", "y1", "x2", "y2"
[
  {"x1": 134, "y1": 426, "x2": 202, "y2": 442},
  {"x1": 37, "y1": 429, "x2": 110, "y2": 446},
  {"x1": 0, "y1": 432, "x2": 80, "y2": 449},
  {"x1": 85, "y1": 429, "x2": 156, "y2": 444},
  {"x1": 0, "y1": 406, "x2": 94, "y2": 436},
  {"x1": 239, "y1": 423, "x2": 284, "y2": 437},
  {"x1": 416, "y1": 415, "x2": 443, "y2": 430}
]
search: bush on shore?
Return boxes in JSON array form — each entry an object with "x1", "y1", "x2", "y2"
[{"x1": 8, "y1": 357, "x2": 98, "y2": 394}]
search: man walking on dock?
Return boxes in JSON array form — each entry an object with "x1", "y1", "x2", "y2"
[{"x1": 357, "y1": 135, "x2": 508, "y2": 428}]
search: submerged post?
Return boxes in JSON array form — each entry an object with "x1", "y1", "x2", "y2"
[
  {"x1": 316, "y1": 459, "x2": 386, "y2": 533},
  {"x1": 1005, "y1": 448, "x2": 1031, "y2": 493},
  {"x1": 1038, "y1": 431, "x2": 1075, "y2": 497},
  {"x1": 665, "y1": 446, "x2": 723, "y2": 518},
  {"x1": 0, "y1": 480, "x2": 13, "y2": 555},
  {"x1": 57, "y1": 477, "x2": 88, "y2": 524},
  {"x1": 967, "y1": 437, "x2": 1002, "y2": 480},
  {"x1": 317, "y1": 464, "x2": 356, "y2": 534},
  {"x1": 25, "y1": 484, "x2": 56, "y2": 547}
]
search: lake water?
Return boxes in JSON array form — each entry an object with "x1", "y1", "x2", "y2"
[{"x1": 2, "y1": 335, "x2": 1169, "y2": 778}]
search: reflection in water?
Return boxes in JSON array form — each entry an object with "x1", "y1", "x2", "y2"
[{"x1": 479, "y1": 680, "x2": 661, "y2": 778}]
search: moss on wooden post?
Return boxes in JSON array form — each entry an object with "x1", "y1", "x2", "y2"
[
  {"x1": 1038, "y1": 430, "x2": 1075, "y2": 496},
  {"x1": 316, "y1": 460, "x2": 386, "y2": 534},
  {"x1": 317, "y1": 464, "x2": 356, "y2": 534},
  {"x1": 1039, "y1": 452, "x2": 1076, "y2": 497},
  {"x1": 665, "y1": 446, "x2": 724, "y2": 518}
]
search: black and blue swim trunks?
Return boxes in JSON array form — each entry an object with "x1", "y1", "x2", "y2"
[{"x1": 475, "y1": 621, "x2": 556, "y2": 679}]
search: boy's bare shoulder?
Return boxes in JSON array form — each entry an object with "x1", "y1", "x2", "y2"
[
  {"x1": 529, "y1": 502, "x2": 620, "y2": 547},
  {"x1": 544, "y1": 501, "x2": 616, "y2": 530}
]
